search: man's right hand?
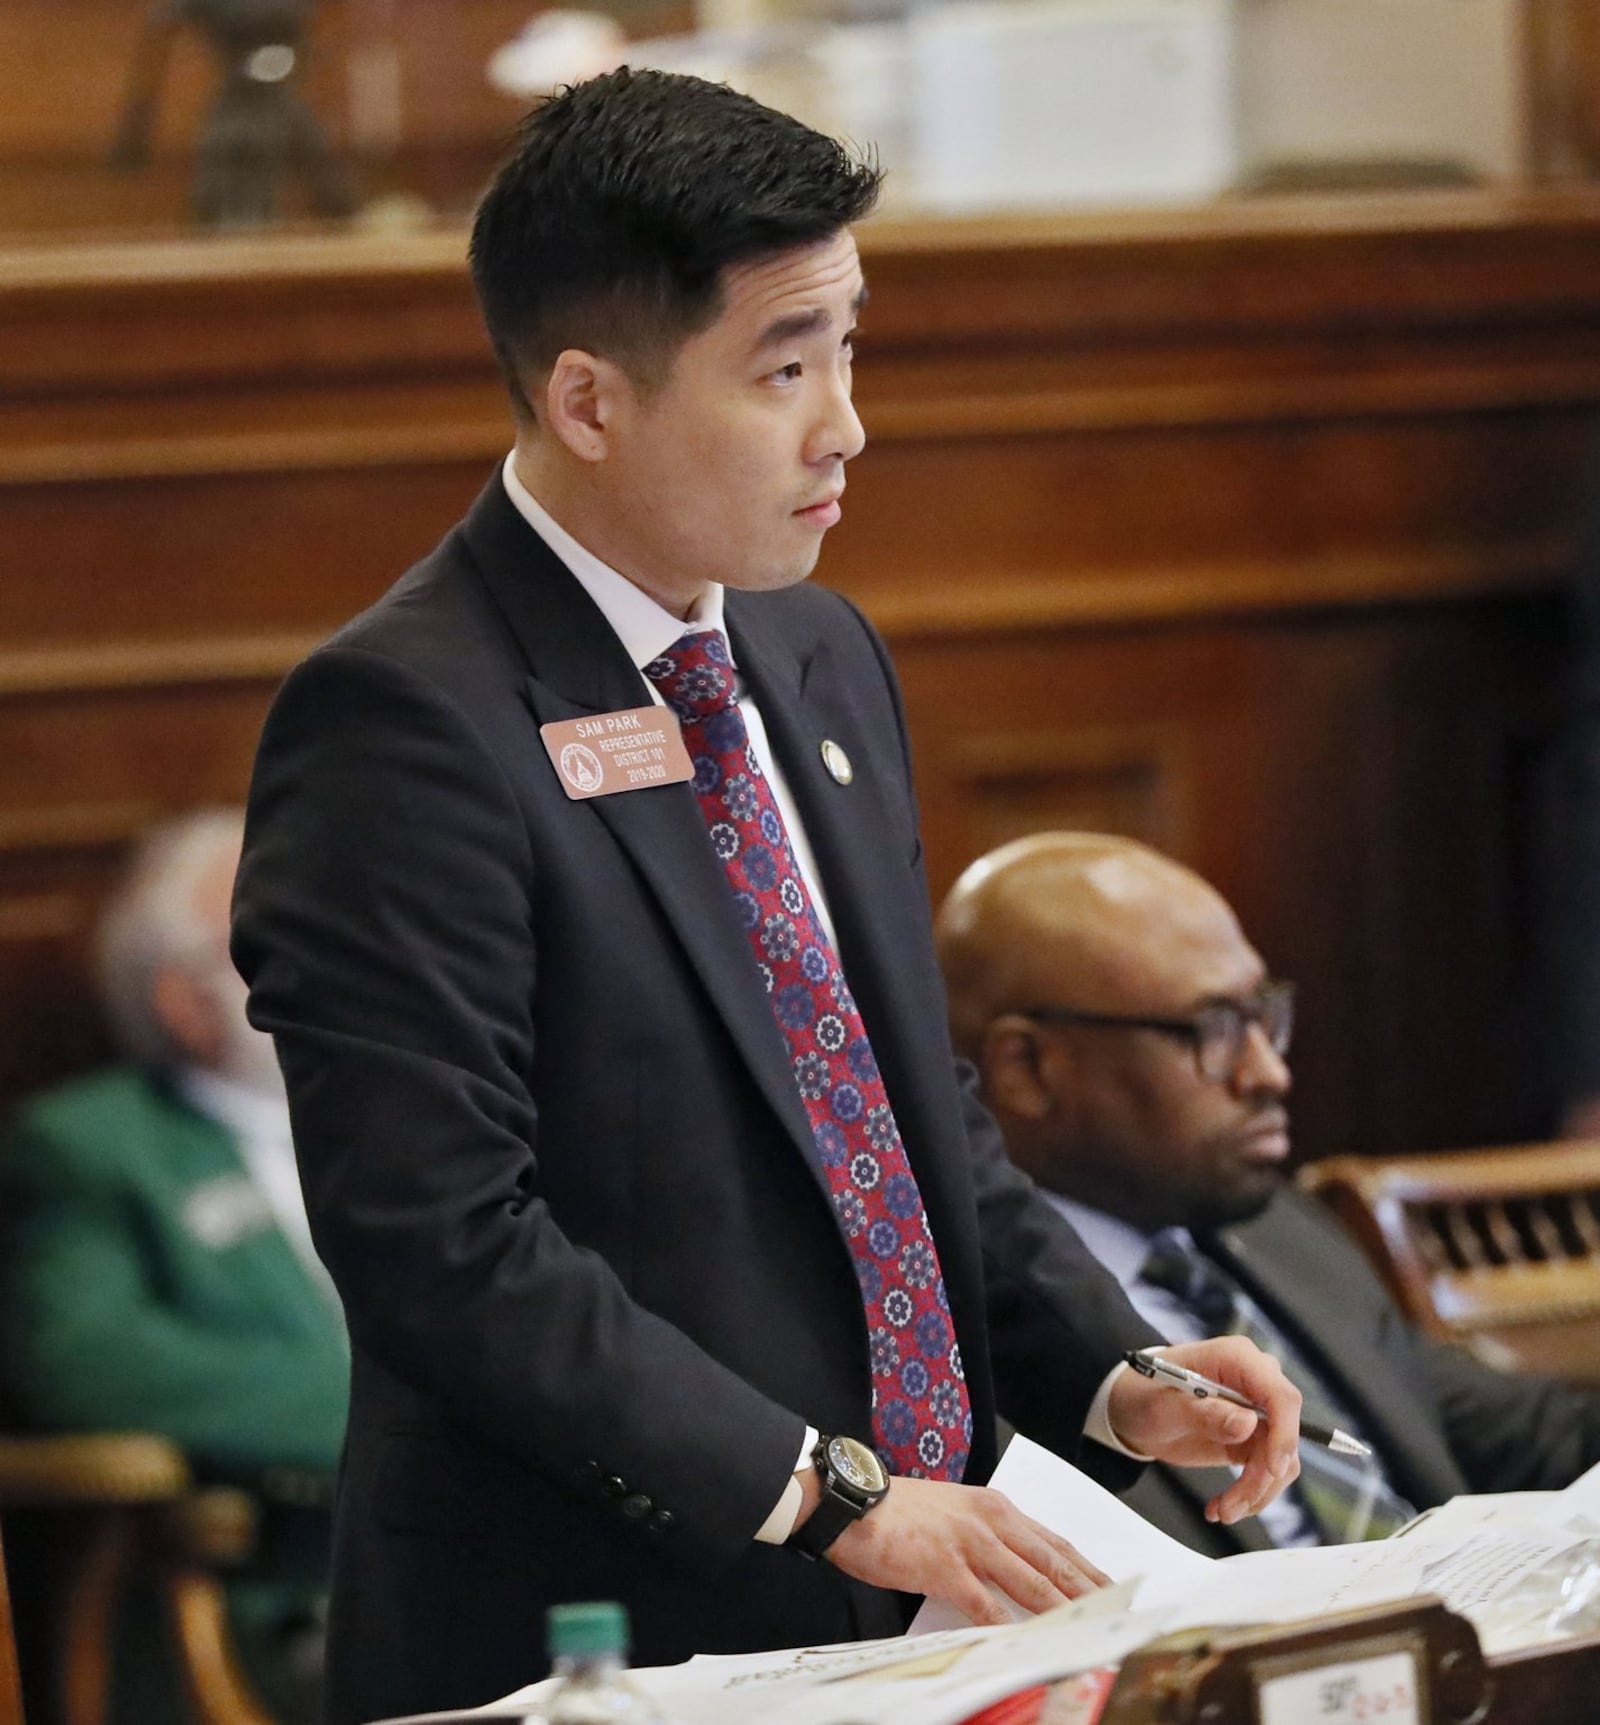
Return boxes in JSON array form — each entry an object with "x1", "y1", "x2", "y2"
[{"x1": 821, "y1": 1476, "x2": 1109, "y2": 1625}]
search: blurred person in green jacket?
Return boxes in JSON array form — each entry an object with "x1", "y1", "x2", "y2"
[{"x1": 1, "y1": 808, "x2": 348, "y2": 1725}]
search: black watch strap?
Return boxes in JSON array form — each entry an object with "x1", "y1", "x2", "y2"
[
  {"x1": 787, "y1": 1486, "x2": 861, "y2": 1561},
  {"x1": 786, "y1": 1434, "x2": 889, "y2": 1561}
]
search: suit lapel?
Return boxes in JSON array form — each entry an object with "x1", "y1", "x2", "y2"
[
  {"x1": 728, "y1": 598, "x2": 941, "y2": 1162},
  {"x1": 459, "y1": 482, "x2": 829, "y2": 1193},
  {"x1": 728, "y1": 597, "x2": 929, "y2": 1115},
  {"x1": 734, "y1": 622, "x2": 869, "y2": 971},
  {"x1": 1212, "y1": 1202, "x2": 1467, "y2": 1505},
  {"x1": 728, "y1": 592, "x2": 988, "y2": 1299}
]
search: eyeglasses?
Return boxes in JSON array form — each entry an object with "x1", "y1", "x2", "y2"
[{"x1": 1018, "y1": 980, "x2": 1295, "y2": 1084}]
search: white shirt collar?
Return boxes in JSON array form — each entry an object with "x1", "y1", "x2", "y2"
[
  {"x1": 1036, "y1": 1186, "x2": 1190, "y2": 1294},
  {"x1": 500, "y1": 453, "x2": 730, "y2": 672}
]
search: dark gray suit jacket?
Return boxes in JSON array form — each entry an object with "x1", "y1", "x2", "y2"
[
  {"x1": 1119, "y1": 1188, "x2": 1600, "y2": 1556},
  {"x1": 233, "y1": 476, "x2": 1159, "y2": 1723}
]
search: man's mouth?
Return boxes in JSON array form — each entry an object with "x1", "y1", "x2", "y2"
[
  {"x1": 795, "y1": 490, "x2": 843, "y2": 528},
  {"x1": 1236, "y1": 1113, "x2": 1291, "y2": 1162}
]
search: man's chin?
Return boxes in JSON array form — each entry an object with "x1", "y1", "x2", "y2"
[
  {"x1": 1190, "y1": 1172, "x2": 1282, "y2": 1237},
  {"x1": 722, "y1": 538, "x2": 825, "y2": 595}
]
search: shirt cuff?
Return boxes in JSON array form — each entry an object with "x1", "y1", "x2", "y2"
[
  {"x1": 753, "y1": 1426, "x2": 820, "y2": 1544},
  {"x1": 1085, "y1": 1361, "x2": 1156, "y2": 1461}
]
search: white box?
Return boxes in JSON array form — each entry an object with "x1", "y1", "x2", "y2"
[
  {"x1": 1237, "y1": 0, "x2": 1527, "y2": 184},
  {"x1": 909, "y1": 0, "x2": 1241, "y2": 213}
]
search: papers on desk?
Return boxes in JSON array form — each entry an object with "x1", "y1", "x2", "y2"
[
  {"x1": 381, "y1": 1452, "x2": 1600, "y2": 1725},
  {"x1": 912, "y1": 1439, "x2": 1600, "y2": 1656},
  {"x1": 494, "y1": 1585, "x2": 1170, "y2": 1725},
  {"x1": 908, "y1": 1433, "x2": 1210, "y2": 1634}
]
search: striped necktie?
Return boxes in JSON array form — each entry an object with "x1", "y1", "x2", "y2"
[{"x1": 1141, "y1": 1228, "x2": 1415, "y2": 1542}]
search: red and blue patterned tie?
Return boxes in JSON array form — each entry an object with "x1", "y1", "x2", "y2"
[{"x1": 645, "y1": 628, "x2": 972, "y2": 1481}]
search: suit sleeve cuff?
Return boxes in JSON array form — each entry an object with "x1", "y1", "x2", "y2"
[
  {"x1": 1085, "y1": 1362, "x2": 1155, "y2": 1461},
  {"x1": 753, "y1": 1425, "x2": 819, "y2": 1544}
]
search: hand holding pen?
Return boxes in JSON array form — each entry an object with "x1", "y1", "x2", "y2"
[
  {"x1": 1123, "y1": 1347, "x2": 1371, "y2": 1458},
  {"x1": 1105, "y1": 1334, "x2": 1302, "y2": 1524}
]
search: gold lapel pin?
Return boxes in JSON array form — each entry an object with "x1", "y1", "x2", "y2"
[{"x1": 820, "y1": 739, "x2": 853, "y2": 785}]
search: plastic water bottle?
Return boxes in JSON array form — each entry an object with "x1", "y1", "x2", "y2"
[{"x1": 540, "y1": 1600, "x2": 674, "y2": 1723}]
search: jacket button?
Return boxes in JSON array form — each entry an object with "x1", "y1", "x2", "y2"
[
  {"x1": 603, "y1": 1476, "x2": 627, "y2": 1499},
  {"x1": 621, "y1": 1493, "x2": 653, "y2": 1520},
  {"x1": 648, "y1": 1509, "x2": 676, "y2": 1534},
  {"x1": 577, "y1": 1460, "x2": 601, "y2": 1482}
]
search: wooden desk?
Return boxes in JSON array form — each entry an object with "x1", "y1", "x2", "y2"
[
  {"x1": 1489, "y1": 1631, "x2": 1600, "y2": 1719},
  {"x1": 1095, "y1": 1610, "x2": 1600, "y2": 1723}
]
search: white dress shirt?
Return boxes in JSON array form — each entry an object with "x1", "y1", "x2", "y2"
[{"x1": 502, "y1": 456, "x2": 1130, "y2": 1542}]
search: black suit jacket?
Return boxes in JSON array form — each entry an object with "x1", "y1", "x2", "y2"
[
  {"x1": 1118, "y1": 1189, "x2": 1600, "y2": 1556},
  {"x1": 233, "y1": 477, "x2": 1158, "y2": 1723}
]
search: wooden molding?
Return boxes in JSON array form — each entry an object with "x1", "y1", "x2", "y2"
[
  {"x1": 855, "y1": 540, "x2": 1568, "y2": 636},
  {"x1": 0, "y1": 805, "x2": 165, "y2": 861},
  {"x1": 0, "y1": 635, "x2": 320, "y2": 700}
]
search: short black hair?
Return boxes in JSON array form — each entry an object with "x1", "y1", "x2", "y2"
[{"x1": 469, "y1": 67, "x2": 882, "y2": 421}]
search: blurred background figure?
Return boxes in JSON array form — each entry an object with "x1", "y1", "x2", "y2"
[
  {"x1": 0, "y1": 808, "x2": 348, "y2": 1725},
  {"x1": 110, "y1": 0, "x2": 357, "y2": 226},
  {"x1": 936, "y1": 832, "x2": 1600, "y2": 1558}
]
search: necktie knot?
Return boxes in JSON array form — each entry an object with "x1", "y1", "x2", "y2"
[
  {"x1": 644, "y1": 628, "x2": 737, "y2": 723},
  {"x1": 1140, "y1": 1227, "x2": 1240, "y2": 1334}
]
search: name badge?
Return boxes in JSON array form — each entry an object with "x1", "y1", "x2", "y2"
[
  {"x1": 1259, "y1": 1650, "x2": 1420, "y2": 1725},
  {"x1": 540, "y1": 705, "x2": 695, "y2": 801}
]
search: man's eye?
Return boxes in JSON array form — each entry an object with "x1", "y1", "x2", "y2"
[{"x1": 772, "y1": 361, "x2": 803, "y2": 382}]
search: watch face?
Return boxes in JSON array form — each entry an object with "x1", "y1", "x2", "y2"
[{"x1": 828, "y1": 1436, "x2": 887, "y2": 1495}]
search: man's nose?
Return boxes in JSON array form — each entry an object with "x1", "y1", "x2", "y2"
[
  {"x1": 810, "y1": 374, "x2": 865, "y2": 465},
  {"x1": 1233, "y1": 1021, "x2": 1292, "y2": 1096}
]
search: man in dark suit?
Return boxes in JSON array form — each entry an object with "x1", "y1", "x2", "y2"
[
  {"x1": 936, "y1": 831, "x2": 1600, "y2": 1559},
  {"x1": 231, "y1": 70, "x2": 1305, "y2": 1724}
]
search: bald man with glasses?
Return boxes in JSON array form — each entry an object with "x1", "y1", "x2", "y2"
[{"x1": 937, "y1": 832, "x2": 1600, "y2": 1558}]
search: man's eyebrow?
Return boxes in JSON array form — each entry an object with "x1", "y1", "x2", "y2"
[
  {"x1": 1189, "y1": 980, "x2": 1269, "y2": 1013},
  {"x1": 754, "y1": 286, "x2": 869, "y2": 354}
]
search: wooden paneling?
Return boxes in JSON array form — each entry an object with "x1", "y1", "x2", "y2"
[{"x1": 3, "y1": 190, "x2": 1599, "y2": 1161}]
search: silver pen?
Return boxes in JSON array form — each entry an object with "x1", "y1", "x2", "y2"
[{"x1": 1124, "y1": 1347, "x2": 1373, "y2": 1458}]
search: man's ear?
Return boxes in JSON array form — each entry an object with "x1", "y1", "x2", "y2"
[
  {"x1": 542, "y1": 349, "x2": 633, "y2": 463},
  {"x1": 980, "y1": 1014, "x2": 1061, "y2": 1126}
]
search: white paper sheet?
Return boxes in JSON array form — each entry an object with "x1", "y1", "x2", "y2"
[
  {"x1": 491, "y1": 1584, "x2": 1169, "y2": 1725},
  {"x1": 913, "y1": 1437, "x2": 1600, "y2": 1656},
  {"x1": 908, "y1": 1434, "x2": 1214, "y2": 1634}
]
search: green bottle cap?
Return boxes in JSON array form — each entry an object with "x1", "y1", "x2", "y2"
[{"x1": 547, "y1": 1600, "x2": 630, "y2": 1660}]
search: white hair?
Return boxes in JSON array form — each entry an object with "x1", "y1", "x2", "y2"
[{"x1": 94, "y1": 808, "x2": 245, "y2": 1068}]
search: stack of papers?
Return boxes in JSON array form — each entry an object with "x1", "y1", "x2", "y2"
[
  {"x1": 385, "y1": 1445, "x2": 1600, "y2": 1725},
  {"x1": 500, "y1": 1590, "x2": 1159, "y2": 1725},
  {"x1": 913, "y1": 1437, "x2": 1600, "y2": 1655}
]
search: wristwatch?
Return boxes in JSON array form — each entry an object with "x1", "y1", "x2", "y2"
[{"x1": 786, "y1": 1433, "x2": 891, "y2": 1560}]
